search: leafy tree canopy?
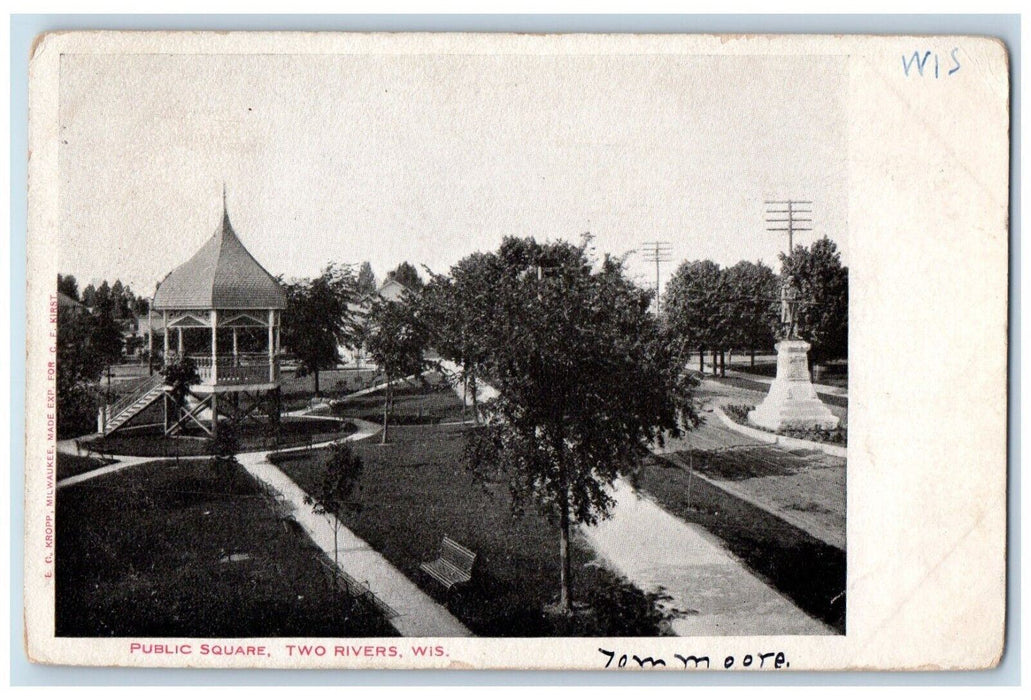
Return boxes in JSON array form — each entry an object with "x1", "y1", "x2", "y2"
[
  {"x1": 304, "y1": 441, "x2": 364, "y2": 519},
  {"x1": 81, "y1": 283, "x2": 97, "y2": 308},
  {"x1": 722, "y1": 260, "x2": 779, "y2": 351},
  {"x1": 366, "y1": 293, "x2": 431, "y2": 443},
  {"x1": 385, "y1": 261, "x2": 424, "y2": 291},
  {"x1": 279, "y1": 263, "x2": 360, "y2": 394},
  {"x1": 450, "y1": 237, "x2": 698, "y2": 611},
  {"x1": 57, "y1": 274, "x2": 79, "y2": 301},
  {"x1": 357, "y1": 261, "x2": 377, "y2": 296},
  {"x1": 661, "y1": 259, "x2": 729, "y2": 351}
]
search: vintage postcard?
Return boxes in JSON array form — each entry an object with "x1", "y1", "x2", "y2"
[{"x1": 24, "y1": 31, "x2": 1008, "y2": 671}]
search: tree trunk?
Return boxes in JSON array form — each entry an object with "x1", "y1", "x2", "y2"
[
  {"x1": 719, "y1": 350, "x2": 726, "y2": 377},
  {"x1": 462, "y1": 373, "x2": 468, "y2": 423},
  {"x1": 314, "y1": 368, "x2": 321, "y2": 396},
  {"x1": 699, "y1": 348, "x2": 704, "y2": 373},
  {"x1": 712, "y1": 349, "x2": 718, "y2": 377},
  {"x1": 558, "y1": 485, "x2": 572, "y2": 614},
  {"x1": 381, "y1": 381, "x2": 390, "y2": 444},
  {"x1": 555, "y1": 437, "x2": 573, "y2": 614},
  {"x1": 470, "y1": 372, "x2": 479, "y2": 426},
  {"x1": 333, "y1": 524, "x2": 340, "y2": 590},
  {"x1": 750, "y1": 347, "x2": 756, "y2": 367}
]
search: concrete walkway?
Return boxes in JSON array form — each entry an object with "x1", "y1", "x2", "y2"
[
  {"x1": 55, "y1": 418, "x2": 472, "y2": 638},
  {"x1": 582, "y1": 479, "x2": 834, "y2": 636}
]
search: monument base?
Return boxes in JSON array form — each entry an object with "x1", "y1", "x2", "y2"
[{"x1": 748, "y1": 339, "x2": 839, "y2": 431}]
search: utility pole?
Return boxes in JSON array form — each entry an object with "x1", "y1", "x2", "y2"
[
  {"x1": 641, "y1": 241, "x2": 672, "y2": 315},
  {"x1": 147, "y1": 294, "x2": 154, "y2": 376},
  {"x1": 765, "y1": 200, "x2": 815, "y2": 344},
  {"x1": 764, "y1": 200, "x2": 813, "y2": 256}
]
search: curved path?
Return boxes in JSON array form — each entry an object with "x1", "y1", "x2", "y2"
[{"x1": 56, "y1": 416, "x2": 471, "y2": 638}]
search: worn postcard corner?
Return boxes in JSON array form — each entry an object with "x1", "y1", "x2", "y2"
[{"x1": 23, "y1": 30, "x2": 1009, "y2": 672}]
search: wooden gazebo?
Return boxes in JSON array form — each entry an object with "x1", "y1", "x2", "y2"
[{"x1": 100, "y1": 194, "x2": 286, "y2": 437}]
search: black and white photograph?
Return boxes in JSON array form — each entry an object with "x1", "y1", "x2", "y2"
[{"x1": 24, "y1": 31, "x2": 1008, "y2": 671}]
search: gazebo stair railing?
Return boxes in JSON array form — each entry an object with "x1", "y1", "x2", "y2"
[{"x1": 100, "y1": 373, "x2": 166, "y2": 435}]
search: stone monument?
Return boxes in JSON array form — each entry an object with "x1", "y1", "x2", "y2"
[{"x1": 748, "y1": 277, "x2": 839, "y2": 431}]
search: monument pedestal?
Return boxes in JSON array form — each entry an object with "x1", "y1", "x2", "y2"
[{"x1": 748, "y1": 339, "x2": 839, "y2": 431}]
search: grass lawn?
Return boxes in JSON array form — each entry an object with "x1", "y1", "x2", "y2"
[
  {"x1": 87, "y1": 417, "x2": 357, "y2": 457},
  {"x1": 56, "y1": 453, "x2": 114, "y2": 481},
  {"x1": 280, "y1": 367, "x2": 383, "y2": 410},
  {"x1": 271, "y1": 423, "x2": 670, "y2": 636},
  {"x1": 332, "y1": 375, "x2": 467, "y2": 426},
  {"x1": 631, "y1": 452, "x2": 846, "y2": 633},
  {"x1": 56, "y1": 458, "x2": 396, "y2": 637}
]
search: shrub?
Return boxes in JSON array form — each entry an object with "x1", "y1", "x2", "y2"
[{"x1": 723, "y1": 403, "x2": 847, "y2": 445}]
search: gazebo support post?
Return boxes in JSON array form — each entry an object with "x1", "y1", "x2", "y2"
[
  {"x1": 211, "y1": 309, "x2": 219, "y2": 437},
  {"x1": 268, "y1": 309, "x2": 275, "y2": 383},
  {"x1": 162, "y1": 311, "x2": 169, "y2": 365},
  {"x1": 178, "y1": 327, "x2": 184, "y2": 355},
  {"x1": 211, "y1": 310, "x2": 218, "y2": 383}
]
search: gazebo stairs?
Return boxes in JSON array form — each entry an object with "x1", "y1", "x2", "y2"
[{"x1": 101, "y1": 373, "x2": 165, "y2": 435}]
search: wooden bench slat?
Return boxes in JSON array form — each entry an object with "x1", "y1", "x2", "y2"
[{"x1": 421, "y1": 535, "x2": 476, "y2": 592}]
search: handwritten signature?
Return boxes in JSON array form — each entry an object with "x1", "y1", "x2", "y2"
[{"x1": 599, "y1": 648, "x2": 789, "y2": 670}]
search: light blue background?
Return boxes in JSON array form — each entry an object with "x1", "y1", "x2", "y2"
[{"x1": 9, "y1": 13, "x2": 1020, "y2": 687}]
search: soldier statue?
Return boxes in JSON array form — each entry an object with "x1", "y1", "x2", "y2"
[{"x1": 780, "y1": 276, "x2": 800, "y2": 340}]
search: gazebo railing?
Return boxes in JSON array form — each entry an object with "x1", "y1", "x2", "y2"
[{"x1": 190, "y1": 354, "x2": 279, "y2": 385}]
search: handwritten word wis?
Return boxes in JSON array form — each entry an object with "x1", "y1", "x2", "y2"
[{"x1": 903, "y1": 49, "x2": 961, "y2": 79}]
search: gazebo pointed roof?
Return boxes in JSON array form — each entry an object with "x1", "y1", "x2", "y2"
[{"x1": 153, "y1": 201, "x2": 287, "y2": 311}]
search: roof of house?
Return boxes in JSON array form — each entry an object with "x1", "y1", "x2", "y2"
[
  {"x1": 57, "y1": 291, "x2": 84, "y2": 309},
  {"x1": 153, "y1": 204, "x2": 287, "y2": 311},
  {"x1": 376, "y1": 278, "x2": 412, "y2": 302}
]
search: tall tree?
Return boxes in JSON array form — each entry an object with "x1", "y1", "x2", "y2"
[
  {"x1": 57, "y1": 274, "x2": 79, "y2": 301},
  {"x1": 56, "y1": 306, "x2": 102, "y2": 435},
  {"x1": 80, "y1": 283, "x2": 97, "y2": 309},
  {"x1": 365, "y1": 294, "x2": 430, "y2": 444},
  {"x1": 386, "y1": 261, "x2": 424, "y2": 291},
  {"x1": 661, "y1": 259, "x2": 729, "y2": 374},
  {"x1": 110, "y1": 280, "x2": 133, "y2": 319},
  {"x1": 132, "y1": 295, "x2": 150, "y2": 317},
  {"x1": 90, "y1": 299, "x2": 125, "y2": 369},
  {"x1": 93, "y1": 280, "x2": 112, "y2": 312},
  {"x1": 462, "y1": 237, "x2": 698, "y2": 613},
  {"x1": 779, "y1": 237, "x2": 849, "y2": 365},
  {"x1": 722, "y1": 260, "x2": 779, "y2": 366},
  {"x1": 357, "y1": 261, "x2": 377, "y2": 296},
  {"x1": 422, "y1": 253, "x2": 498, "y2": 423},
  {"x1": 279, "y1": 263, "x2": 359, "y2": 395}
]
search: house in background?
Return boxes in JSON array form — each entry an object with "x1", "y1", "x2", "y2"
[{"x1": 340, "y1": 278, "x2": 417, "y2": 367}]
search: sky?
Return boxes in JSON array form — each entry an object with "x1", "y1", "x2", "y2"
[{"x1": 58, "y1": 51, "x2": 847, "y2": 297}]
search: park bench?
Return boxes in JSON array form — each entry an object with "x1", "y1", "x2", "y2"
[{"x1": 419, "y1": 535, "x2": 476, "y2": 593}]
